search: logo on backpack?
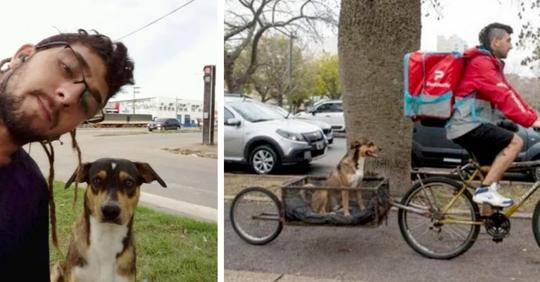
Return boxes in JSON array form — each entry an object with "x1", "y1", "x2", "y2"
[
  {"x1": 403, "y1": 51, "x2": 465, "y2": 121},
  {"x1": 434, "y1": 70, "x2": 444, "y2": 80}
]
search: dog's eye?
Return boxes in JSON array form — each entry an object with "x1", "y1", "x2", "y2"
[
  {"x1": 92, "y1": 178, "x2": 102, "y2": 186},
  {"x1": 125, "y1": 179, "x2": 134, "y2": 188}
]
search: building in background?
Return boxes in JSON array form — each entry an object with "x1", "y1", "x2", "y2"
[
  {"x1": 437, "y1": 35, "x2": 468, "y2": 52},
  {"x1": 106, "y1": 97, "x2": 203, "y2": 127}
]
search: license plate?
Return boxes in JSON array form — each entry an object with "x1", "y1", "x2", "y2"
[{"x1": 315, "y1": 142, "x2": 324, "y2": 150}]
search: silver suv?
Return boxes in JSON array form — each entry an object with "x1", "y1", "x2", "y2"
[{"x1": 224, "y1": 96, "x2": 328, "y2": 174}]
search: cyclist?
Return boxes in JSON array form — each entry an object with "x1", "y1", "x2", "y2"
[{"x1": 446, "y1": 22, "x2": 540, "y2": 207}]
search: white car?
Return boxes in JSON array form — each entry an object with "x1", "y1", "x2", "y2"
[
  {"x1": 265, "y1": 104, "x2": 334, "y2": 144},
  {"x1": 295, "y1": 100, "x2": 345, "y2": 132}
]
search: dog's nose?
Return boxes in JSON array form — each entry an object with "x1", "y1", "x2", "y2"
[{"x1": 101, "y1": 204, "x2": 121, "y2": 221}]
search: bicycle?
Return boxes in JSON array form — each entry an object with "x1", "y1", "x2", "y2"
[{"x1": 396, "y1": 159, "x2": 540, "y2": 259}]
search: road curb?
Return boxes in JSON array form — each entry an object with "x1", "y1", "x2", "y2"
[{"x1": 140, "y1": 192, "x2": 216, "y2": 223}]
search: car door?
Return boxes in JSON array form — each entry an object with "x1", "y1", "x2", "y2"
[
  {"x1": 224, "y1": 107, "x2": 244, "y2": 161},
  {"x1": 168, "y1": 119, "x2": 176, "y2": 130},
  {"x1": 327, "y1": 102, "x2": 345, "y2": 130},
  {"x1": 313, "y1": 102, "x2": 344, "y2": 130},
  {"x1": 312, "y1": 103, "x2": 334, "y2": 126},
  {"x1": 412, "y1": 121, "x2": 468, "y2": 167}
]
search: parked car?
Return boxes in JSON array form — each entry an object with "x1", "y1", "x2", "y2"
[
  {"x1": 412, "y1": 120, "x2": 540, "y2": 181},
  {"x1": 224, "y1": 96, "x2": 328, "y2": 174},
  {"x1": 147, "y1": 118, "x2": 181, "y2": 131},
  {"x1": 295, "y1": 100, "x2": 345, "y2": 132},
  {"x1": 264, "y1": 104, "x2": 334, "y2": 144}
]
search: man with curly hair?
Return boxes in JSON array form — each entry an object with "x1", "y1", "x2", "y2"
[{"x1": 0, "y1": 29, "x2": 134, "y2": 280}]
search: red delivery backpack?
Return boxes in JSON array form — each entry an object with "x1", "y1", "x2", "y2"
[{"x1": 403, "y1": 51, "x2": 465, "y2": 121}]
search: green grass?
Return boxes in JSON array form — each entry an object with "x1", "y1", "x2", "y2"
[{"x1": 50, "y1": 182, "x2": 217, "y2": 282}]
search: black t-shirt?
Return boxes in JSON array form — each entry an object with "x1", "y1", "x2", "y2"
[{"x1": 0, "y1": 148, "x2": 50, "y2": 281}]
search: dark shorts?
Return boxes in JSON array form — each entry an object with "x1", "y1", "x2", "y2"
[{"x1": 452, "y1": 123, "x2": 515, "y2": 166}]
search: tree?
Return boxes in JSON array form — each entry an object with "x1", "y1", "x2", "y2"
[
  {"x1": 312, "y1": 52, "x2": 341, "y2": 99},
  {"x1": 233, "y1": 35, "x2": 311, "y2": 105},
  {"x1": 224, "y1": 0, "x2": 337, "y2": 92},
  {"x1": 338, "y1": 1, "x2": 421, "y2": 194},
  {"x1": 254, "y1": 35, "x2": 304, "y2": 106}
]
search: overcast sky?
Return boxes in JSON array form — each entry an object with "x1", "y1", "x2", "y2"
[
  {"x1": 317, "y1": 0, "x2": 539, "y2": 77},
  {"x1": 0, "y1": 0, "x2": 217, "y2": 101}
]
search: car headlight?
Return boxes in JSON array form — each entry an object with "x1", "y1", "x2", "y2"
[{"x1": 276, "y1": 129, "x2": 305, "y2": 141}]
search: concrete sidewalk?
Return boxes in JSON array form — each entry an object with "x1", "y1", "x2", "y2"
[
  {"x1": 139, "y1": 192, "x2": 216, "y2": 223},
  {"x1": 225, "y1": 270, "x2": 360, "y2": 282}
]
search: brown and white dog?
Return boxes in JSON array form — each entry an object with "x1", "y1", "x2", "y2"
[
  {"x1": 51, "y1": 158, "x2": 166, "y2": 282},
  {"x1": 311, "y1": 140, "x2": 380, "y2": 216}
]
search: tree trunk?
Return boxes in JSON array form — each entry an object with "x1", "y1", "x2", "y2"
[
  {"x1": 224, "y1": 52, "x2": 238, "y2": 92},
  {"x1": 338, "y1": 0, "x2": 420, "y2": 195}
]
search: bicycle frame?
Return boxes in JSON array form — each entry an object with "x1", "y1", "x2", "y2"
[{"x1": 397, "y1": 163, "x2": 540, "y2": 226}]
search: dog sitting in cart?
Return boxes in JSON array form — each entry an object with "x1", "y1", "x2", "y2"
[
  {"x1": 229, "y1": 139, "x2": 391, "y2": 246},
  {"x1": 310, "y1": 139, "x2": 381, "y2": 217}
]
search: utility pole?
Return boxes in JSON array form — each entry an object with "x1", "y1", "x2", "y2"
[
  {"x1": 276, "y1": 29, "x2": 296, "y2": 111},
  {"x1": 288, "y1": 32, "x2": 295, "y2": 90},
  {"x1": 132, "y1": 86, "x2": 140, "y2": 115}
]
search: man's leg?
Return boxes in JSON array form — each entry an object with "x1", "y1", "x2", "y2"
[
  {"x1": 453, "y1": 124, "x2": 520, "y2": 207},
  {"x1": 483, "y1": 133, "x2": 523, "y2": 185}
]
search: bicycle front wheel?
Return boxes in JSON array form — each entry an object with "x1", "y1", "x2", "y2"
[
  {"x1": 398, "y1": 177, "x2": 480, "y2": 259},
  {"x1": 230, "y1": 187, "x2": 283, "y2": 245}
]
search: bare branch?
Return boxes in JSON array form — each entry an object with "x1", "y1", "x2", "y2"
[{"x1": 225, "y1": 0, "x2": 338, "y2": 91}]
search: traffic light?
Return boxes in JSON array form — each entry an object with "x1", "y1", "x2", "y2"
[
  {"x1": 202, "y1": 65, "x2": 216, "y2": 145},
  {"x1": 203, "y1": 65, "x2": 214, "y2": 83}
]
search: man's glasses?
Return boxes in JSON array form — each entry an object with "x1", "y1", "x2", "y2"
[{"x1": 35, "y1": 41, "x2": 105, "y2": 123}]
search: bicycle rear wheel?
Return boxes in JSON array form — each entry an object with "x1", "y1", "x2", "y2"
[
  {"x1": 532, "y1": 200, "x2": 540, "y2": 247},
  {"x1": 230, "y1": 187, "x2": 283, "y2": 245},
  {"x1": 398, "y1": 177, "x2": 480, "y2": 259}
]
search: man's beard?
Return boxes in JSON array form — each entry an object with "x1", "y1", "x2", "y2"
[{"x1": 0, "y1": 67, "x2": 48, "y2": 145}]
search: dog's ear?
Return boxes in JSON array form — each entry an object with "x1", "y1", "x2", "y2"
[
  {"x1": 135, "y1": 162, "x2": 167, "y2": 188},
  {"x1": 65, "y1": 163, "x2": 92, "y2": 189},
  {"x1": 349, "y1": 140, "x2": 362, "y2": 150}
]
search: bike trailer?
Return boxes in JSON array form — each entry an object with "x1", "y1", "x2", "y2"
[
  {"x1": 282, "y1": 176, "x2": 391, "y2": 226},
  {"x1": 403, "y1": 51, "x2": 464, "y2": 121}
]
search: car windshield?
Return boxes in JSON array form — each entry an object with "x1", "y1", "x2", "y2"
[
  {"x1": 228, "y1": 101, "x2": 284, "y2": 122},
  {"x1": 259, "y1": 104, "x2": 289, "y2": 118},
  {"x1": 156, "y1": 118, "x2": 167, "y2": 123}
]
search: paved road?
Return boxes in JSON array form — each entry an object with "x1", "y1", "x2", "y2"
[
  {"x1": 225, "y1": 137, "x2": 346, "y2": 176},
  {"x1": 225, "y1": 201, "x2": 540, "y2": 281},
  {"x1": 28, "y1": 128, "x2": 216, "y2": 221}
]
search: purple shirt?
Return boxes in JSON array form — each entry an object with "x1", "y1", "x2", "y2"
[{"x1": 0, "y1": 148, "x2": 49, "y2": 280}]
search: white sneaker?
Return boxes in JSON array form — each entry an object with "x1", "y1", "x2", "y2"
[{"x1": 472, "y1": 183, "x2": 513, "y2": 208}]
